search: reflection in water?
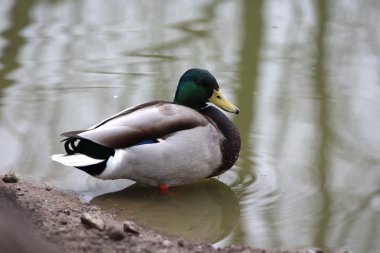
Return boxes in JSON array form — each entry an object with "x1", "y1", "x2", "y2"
[
  {"x1": 313, "y1": 0, "x2": 331, "y2": 247},
  {"x1": 229, "y1": 0, "x2": 263, "y2": 245},
  {"x1": 91, "y1": 179, "x2": 240, "y2": 243},
  {"x1": 0, "y1": 0, "x2": 35, "y2": 91}
]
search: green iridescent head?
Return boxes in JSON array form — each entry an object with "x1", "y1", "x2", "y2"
[{"x1": 173, "y1": 68, "x2": 239, "y2": 114}]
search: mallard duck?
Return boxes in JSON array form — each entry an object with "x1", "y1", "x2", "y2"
[{"x1": 52, "y1": 68, "x2": 241, "y2": 188}]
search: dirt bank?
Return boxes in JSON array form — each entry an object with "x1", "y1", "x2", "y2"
[{"x1": 0, "y1": 173, "x2": 351, "y2": 253}]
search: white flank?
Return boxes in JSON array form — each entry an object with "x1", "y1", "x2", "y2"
[
  {"x1": 51, "y1": 154, "x2": 104, "y2": 167},
  {"x1": 98, "y1": 124, "x2": 224, "y2": 186}
]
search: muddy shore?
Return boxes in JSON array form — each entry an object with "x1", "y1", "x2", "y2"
[{"x1": 0, "y1": 173, "x2": 351, "y2": 253}]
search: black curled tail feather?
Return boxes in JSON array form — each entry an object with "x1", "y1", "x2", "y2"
[{"x1": 64, "y1": 138, "x2": 78, "y2": 154}]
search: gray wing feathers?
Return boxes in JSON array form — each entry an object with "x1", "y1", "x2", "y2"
[{"x1": 61, "y1": 101, "x2": 209, "y2": 149}]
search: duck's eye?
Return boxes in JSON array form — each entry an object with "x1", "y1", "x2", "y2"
[{"x1": 195, "y1": 80, "x2": 206, "y2": 87}]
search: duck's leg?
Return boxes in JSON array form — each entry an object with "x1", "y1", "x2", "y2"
[{"x1": 159, "y1": 183, "x2": 169, "y2": 194}]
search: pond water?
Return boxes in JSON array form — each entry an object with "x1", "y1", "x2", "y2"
[{"x1": 1, "y1": 0, "x2": 380, "y2": 252}]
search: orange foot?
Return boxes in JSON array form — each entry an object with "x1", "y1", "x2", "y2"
[{"x1": 159, "y1": 183, "x2": 169, "y2": 194}]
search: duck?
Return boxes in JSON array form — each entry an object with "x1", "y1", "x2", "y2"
[{"x1": 52, "y1": 68, "x2": 241, "y2": 189}]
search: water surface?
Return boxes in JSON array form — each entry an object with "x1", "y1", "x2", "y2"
[{"x1": 1, "y1": 1, "x2": 380, "y2": 252}]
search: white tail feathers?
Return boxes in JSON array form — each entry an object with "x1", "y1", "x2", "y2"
[{"x1": 51, "y1": 154, "x2": 104, "y2": 167}]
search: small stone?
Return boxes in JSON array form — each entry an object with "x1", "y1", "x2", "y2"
[
  {"x1": 16, "y1": 192, "x2": 24, "y2": 197},
  {"x1": 80, "y1": 213, "x2": 105, "y2": 231},
  {"x1": 16, "y1": 186, "x2": 21, "y2": 191},
  {"x1": 298, "y1": 247, "x2": 325, "y2": 253},
  {"x1": 53, "y1": 227, "x2": 67, "y2": 234},
  {"x1": 84, "y1": 205, "x2": 98, "y2": 212},
  {"x1": 2, "y1": 172, "x2": 18, "y2": 183},
  {"x1": 162, "y1": 239, "x2": 172, "y2": 248},
  {"x1": 194, "y1": 245, "x2": 203, "y2": 253},
  {"x1": 61, "y1": 209, "x2": 71, "y2": 215},
  {"x1": 60, "y1": 219, "x2": 68, "y2": 225},
  {"x1": 123, "y1": 220, "x2": 139, "y2": 235},
  {"x1": 108, "y1": 227, "x2": 125, "y2": 241},
  {"x1": 177, "y1": 238, "x2": 186, "y2": 247},
  {"x1": 45, "y1": 186, "x2": 52, "y2": 191}
]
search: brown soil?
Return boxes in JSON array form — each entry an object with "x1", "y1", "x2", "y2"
[{"x1": 0, "y1": 173, "x2": 351, "y2": 253}]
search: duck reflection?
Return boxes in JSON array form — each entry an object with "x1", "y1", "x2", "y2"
[{"x1": 90, "y1": 179, "x2": 240, "y2": 243}]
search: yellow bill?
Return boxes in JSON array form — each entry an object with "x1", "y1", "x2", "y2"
[{"x1": 209, "y1": 89, "x2": 240, "y2": 114}]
